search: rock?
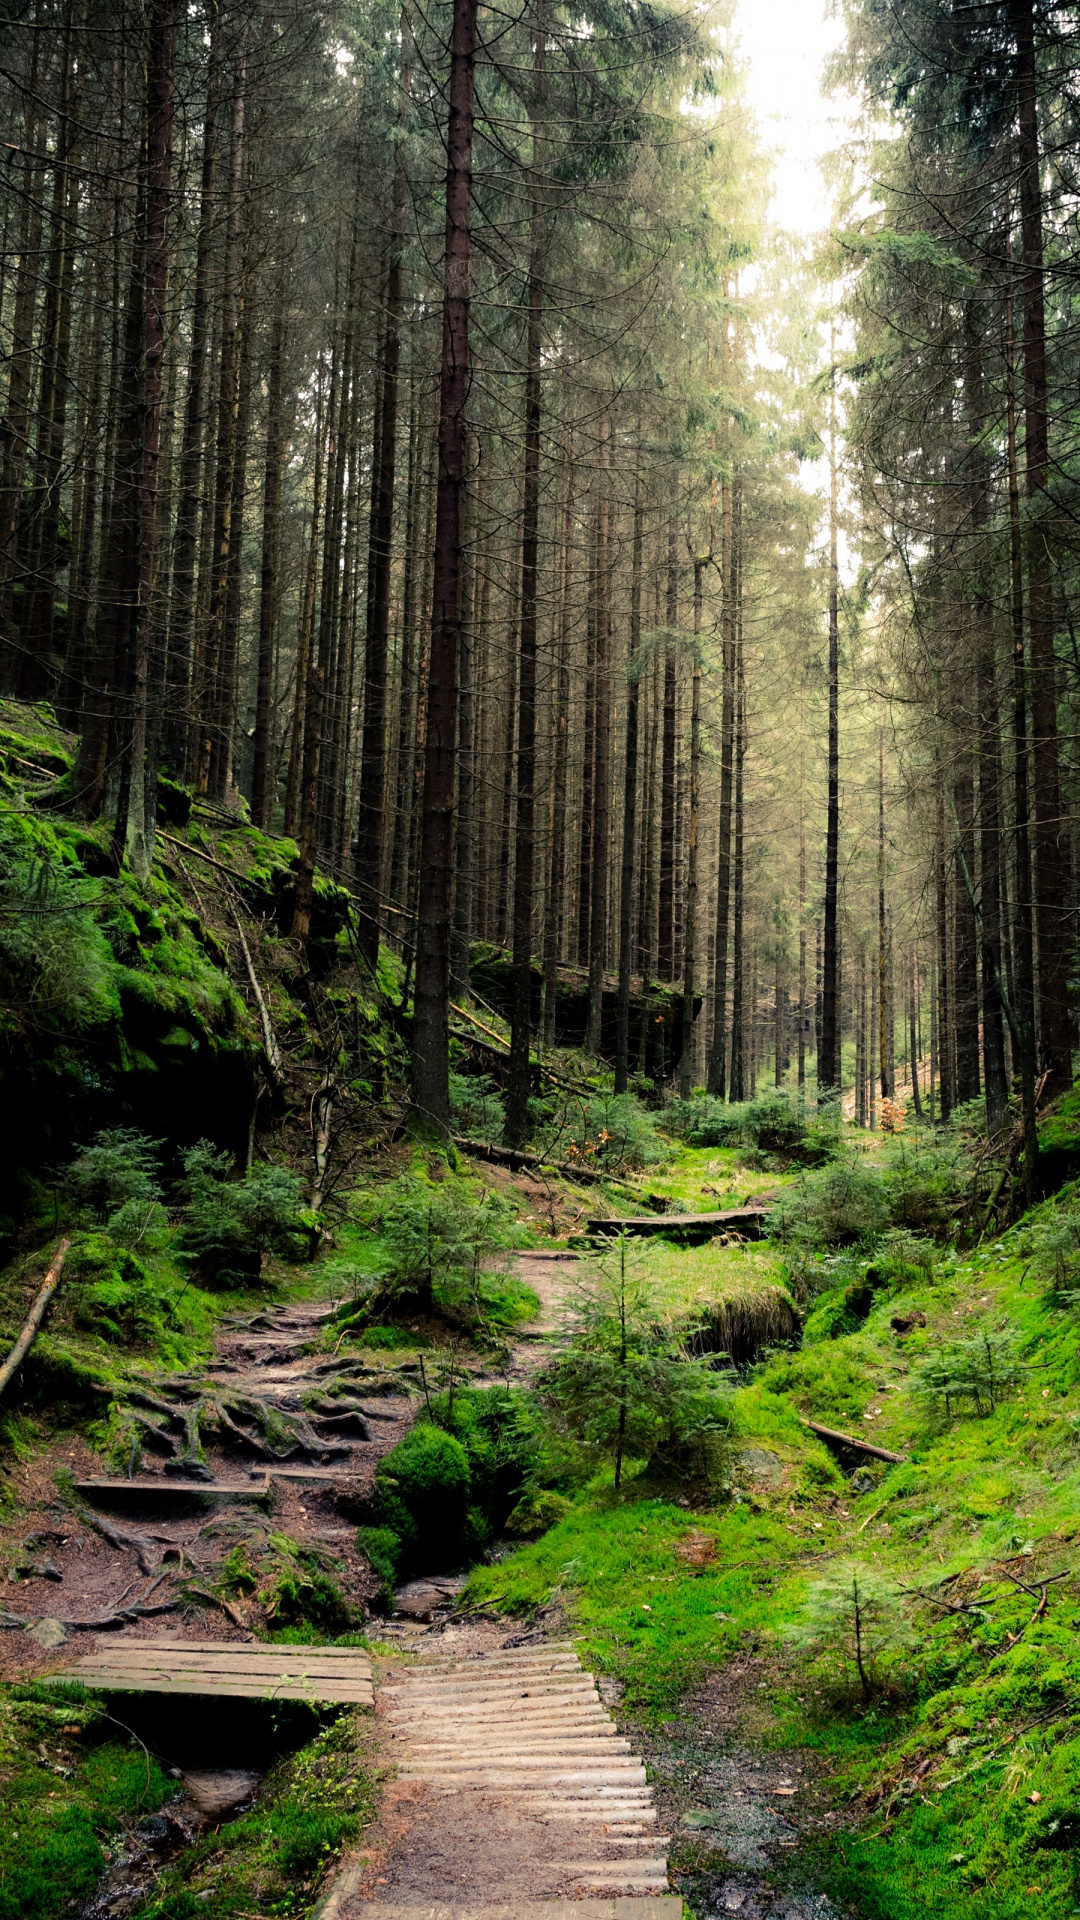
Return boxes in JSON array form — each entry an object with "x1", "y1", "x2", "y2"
[
  {"x1": 182, "y1": 1769, "x2": 261, "y2": 1821},
  {"x1": 738, "y1": 1447, "x2": 784, "y2": 1485},
  {"x1": 26, "y1": 1616, "x2": 68, "y2": 1648}
]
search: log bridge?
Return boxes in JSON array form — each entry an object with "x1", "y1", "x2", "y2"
[{"x1": 586, "y1": 1205, "x2": 770, "y2": 1244}]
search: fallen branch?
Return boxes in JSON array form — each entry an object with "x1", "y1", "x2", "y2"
[
  {"x1": 800, "y1": 1417, "x2": 905, "y2": 1465},
  {"x1": 0, "y1": 1239, "x2": 71, "y2": 1400},
  {"x1": 229, "y1": 902, "x2": 286, "y2": 1091}
]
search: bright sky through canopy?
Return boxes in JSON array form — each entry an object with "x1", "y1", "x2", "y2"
[{"x1": 732, "y1": 0, "x2": 851, "y2": 237}]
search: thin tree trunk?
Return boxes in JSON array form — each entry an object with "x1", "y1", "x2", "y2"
[
  {"x1": 506, "y1": 19, "x2": 546, "y2": 1145},
  {"x1": 1010, "y1": 0, "x2": 1070, "y2": 1093},
  {"x1": 820, "y1": 375, "x2": 840, "y2": 1096},
  {"x1": 616, "y1": 477, "x2": 643, "y2": 1093},
  {"x1": 679, "y1": 553, "x2": 703, "y2": 1098},
  {"x1": 355, "y1": 20, "x2": 410, "y2": 962},
  {"x1": 251, "y1": 267, "x2": 288, "y2": 827},
  {"x1": 657, "y1": 518, "x2": 677, "y2": 981},
  {"x1": 1005, "y1": 221, "x2": 1038, "y2": 1199},
  {"x1": 164, "y1": 0, "x2": 219, "y2": 776},
  {"x1": 585, "y1": 434, "x2": 611, "y2": 1056},
  {"x1": 411, "y1": 0, "x2": 477, "y2": 1138}
]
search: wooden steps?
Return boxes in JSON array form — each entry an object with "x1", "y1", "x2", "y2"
[
  {"x1": 73, "y1": 1464, "x2": 353, "y2": 1507},
  {"x1": 373, "y1": 1640, "x2": 673, "y2": 1901},
  {"x1": 74, "y1": 1477, "x2": 271, "y2": 1504},
  {"x1": 44, "y1": 1638, "x2": 374, "y2": 1705}
]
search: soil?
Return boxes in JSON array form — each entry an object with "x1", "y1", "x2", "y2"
[
  {"x1": 642, "y1": 1660, "x2": 846, "y2": 1919},
  {"x1": 0, "y1": 1295, "x2": 412, "y2": 1677}
]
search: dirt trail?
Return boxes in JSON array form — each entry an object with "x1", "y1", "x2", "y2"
[{"x1": 0, "y1": 1293, "x2": 414, "y2": 1674}]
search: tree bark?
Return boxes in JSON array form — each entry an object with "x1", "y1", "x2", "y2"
[
  {"x1": 819, "y1": 385, "x2": 840, "y2": 1098},
  {"x1": 615, "y1": 477, "x2": 643, "y2": 1093},
  {"x1": 1010, "y1": 0, "x2": 1071, "y2": 1094},
  {"x1": 355, "y1": 16, "x2": 411, "y2": 964},
  {"x1": 251, "y1": 266, "x2": 288, "y2": 827},
  {"x1": 506, "y1": 15, "x2": 546, "y2": 1145},
  {"x1": 410, "y1": 0, "x2": 477, "y2": 1139}
]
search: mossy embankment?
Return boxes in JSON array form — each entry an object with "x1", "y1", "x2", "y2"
[{"x1": 468, "y1": 1143, "x2": 1080, "y2": 1920}]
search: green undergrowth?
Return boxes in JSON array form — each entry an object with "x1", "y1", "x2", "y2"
[
  {"x1": 140, "y1": 1709, "x2": 379, "y2": 1920},
  {"x1": 466, "y1": 1181, "x2": 1080, "y2": 1918},
  {"x1": 0, "y1": 1680, "x2": 175, "y2": 1920},
  {"x1": 629, "y1": 1141, "x2": 797, "y2": 1214}
]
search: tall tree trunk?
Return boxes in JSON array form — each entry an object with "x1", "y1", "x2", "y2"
[
  {"x1": 410, "y1": 0, "x2": 477, "y2": 1138},
  {"x1": 506, "y1": 19, "x2": 546, "y2": 1145},
  {"x1": 251, "y1": 266, "x2": 288, "y2": 827},
  {"x1": 450, "y1": 435, "x2": 478, "y2": 1000},
  {"x1": 729, "y1": 617, "x2": 745, "y2": 1102},
  {"x1": 819, "y1": 387, "x2": 840, "y2": 1097},
  {"x1": 585, "y1": 433, "x2": 611, "y2": 1056},
  {"x1": 657, "y1": 518, "x2": 677, "y2": 981},
  {"x1": 965, "y1": 306, "x2": 1009, "y2": 1133},
  {"x1": 164, "y1": 0, "x2": 219, "y2": 777},
  {"x1": 0, "y1": 33, "x2": 43, "y2": 663},
  {"x1": 21, "y1": 3, "x2": 80, "y2": 695},
  {"x1": 935, "y1": 796, "x2": 954, "y2": 1122},
  {"x1": 1010, "y1": 0, "x2": 1071, "y2": 1093},
  {"x1": 679, "y1": 553, "x2": 703, "y2": 1098},
  {"x1": 1005, "y1": 223, "x2": 1039, "y2": 1199},
  {"x1": 541, "y1": 459, "x2": 573, "y2": 1046},
  {"x1": 953, "y1": 751, "x2": 981, "y2": 1105},
  {"x1": 355, "y1": 20, "x2": 410, "y2": 963},
  {"x1": 283, "y1": 395, "x2": 324, "y2": 838},
  {"x1": 195, "y1": 39, "x2": 247, "y2": 795},
  {"x1": 909, "y1": 954, "x2": 924, "y2": 1119},
  {"x1": 708, "y1": 468, "x2": 736, "y2": 1096},
  {"x1": 615, "y1": 477, "x2": 643, "y2": 1093},
  {"x1": 797, "y1": 769, "x2": 807, "y2": 1089},
  {"x1": 115, "y1": 0, "x2": 178, "y2": 874}
]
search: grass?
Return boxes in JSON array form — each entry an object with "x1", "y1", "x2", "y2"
[{"x1": 0, "y1": 1682, "x2": 175, "y2": 1920}]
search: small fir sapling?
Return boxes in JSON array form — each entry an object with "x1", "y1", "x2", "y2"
[
  {"x1": 65, "y1": 1129, "x2": 163, "y2": 1223},
  {"x1": 786, "y1": 1560, "x2": 912, "y2": 1700},
  {"x1": 540, "y1": 1237, "x2": 735, "y2": 1490}
]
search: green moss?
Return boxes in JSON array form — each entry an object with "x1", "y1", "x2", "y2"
[{"x1": 0, "y1": 1683, "x2": 174, "y2": 1920}]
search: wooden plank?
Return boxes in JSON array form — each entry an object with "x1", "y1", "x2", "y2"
[
  {"x1": 72, "y1": 1656, "x2": 372, "y2": 1680},
  {"x1": 74, "y1": 1478, "x2": 270, "y2": 1502},
  {"x1": 44, "y1": 1669, "x2": 373, "y2": 1702},
  {"x1": 140, "y1": 1638, "x2": 368, "y2": 1657}
]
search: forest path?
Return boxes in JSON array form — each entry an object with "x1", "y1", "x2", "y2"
[
  {"x1": 319, "y1": 1634, "x2": 680, "y2": 1920},
  {"x1": 0, "y1": 1290, "x2": 412, "y2": 1676}
]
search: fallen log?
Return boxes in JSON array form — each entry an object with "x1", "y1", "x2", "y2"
[
  {"x1": 0, "y1": 1239, "x2": 71, "y2": 1401},
  {"x1": 800, "y1": 1417, "x2": 905, "y2": 1465},
  {"x1": 587, "y1": 1207, "x2": 770, "y2": 1242}
]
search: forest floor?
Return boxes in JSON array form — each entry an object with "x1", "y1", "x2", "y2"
[{"x1": 3, "y1": 1127, "x2": 1080, "y2": 1920}]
